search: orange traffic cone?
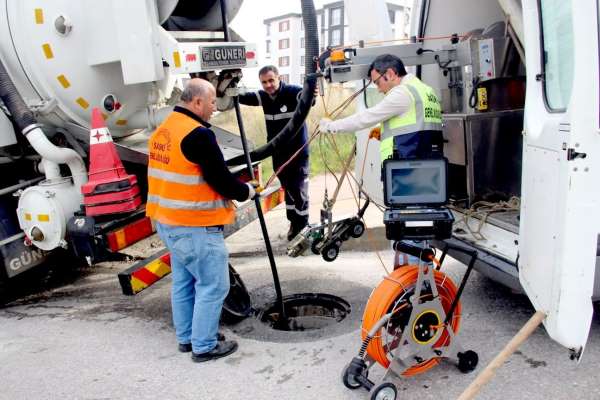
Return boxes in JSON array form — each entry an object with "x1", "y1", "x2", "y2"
[{"x1": 81, "y1": 108, "x2": 141, "y2": 216}]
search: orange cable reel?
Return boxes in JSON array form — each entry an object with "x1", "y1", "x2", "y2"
[{"x1": 361, "y1": 264, "x2": 461, "y2": 376}]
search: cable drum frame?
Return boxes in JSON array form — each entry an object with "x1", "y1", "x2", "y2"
[
  {"x1": 364, "y1": 265, "x2": 462, "y2": 375},
  {"x1": 343, "y1": 242, "x2": 480, "y2": 398}
]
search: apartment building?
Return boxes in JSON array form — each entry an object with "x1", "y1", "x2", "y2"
[{"x1": 263, "y1": 1, "x2": 411, "y2": 85}]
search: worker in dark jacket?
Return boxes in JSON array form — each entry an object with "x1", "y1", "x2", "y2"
[{"x1": 238, "y1": 65, "x2": 310, "y2": 240}]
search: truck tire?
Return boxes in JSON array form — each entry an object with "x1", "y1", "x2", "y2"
[{"x1": 221, "y1": 264, "x2": 253, "y2": 324}]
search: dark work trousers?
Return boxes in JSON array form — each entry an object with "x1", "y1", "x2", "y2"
[{"x1": 276, "y1": 156, "x2": 310, "y2": 229}]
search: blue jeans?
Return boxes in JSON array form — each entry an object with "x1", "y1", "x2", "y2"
[{"x1": 155, "y1": 222, "x2": 230, "y2": 354}]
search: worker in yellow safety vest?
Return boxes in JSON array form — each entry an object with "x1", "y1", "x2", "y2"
[
  {"x1": 147, "y1": 78, "x2": 258, "y2": 363},
  {"x1": 319, "y1": 54, "x2": 443, "y2": 160}
]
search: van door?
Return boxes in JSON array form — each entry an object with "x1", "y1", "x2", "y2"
[{"x1": 519, "y1": 0, "x2": 599, "y2": 356}]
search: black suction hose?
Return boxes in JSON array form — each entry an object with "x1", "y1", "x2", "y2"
[
  {"x1": 220, "y1": 0, "x2": 288, "y2": 322},
  {"x1": 302, "y1": 0, "x2": 319, "y2": 77},
  {"x1": 0, "y1": 60, "x2": 37, "y2": 132},
  {"x1": 226, "y1": 0, "x2": 319, "y2": 166}
]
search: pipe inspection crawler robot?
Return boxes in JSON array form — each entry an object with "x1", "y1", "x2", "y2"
[
  {"x1": 287, "y1": 197, "x2": 368, "y2": 262},
  {"x1": 342, "y1": 158, "x2": 479, "y2": 400}
]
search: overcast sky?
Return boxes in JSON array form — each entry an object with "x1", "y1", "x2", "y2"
[
  {"x1": 231, "y1": 0, "x2": 327, "y2": 44},
  {"x1": 229, "y1": 0, "x2": 409, "y2": 87},
  {"x1": 231, "y1": 0, "x2": 407, "y2": 44},
  {"x1": 230, "y1": 0, "x2": 329, "y2": 87}
]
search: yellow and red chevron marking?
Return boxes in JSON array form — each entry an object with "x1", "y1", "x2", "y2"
[
  {"x1": 106, "y1": 217, "x2": 155, "y2": 252},
  {"x1": 261, "y1": 187, "x2": 284, "y2": 212},
  {"x1": 118, "y1": 250, "x2": 171, "y2": 295}
]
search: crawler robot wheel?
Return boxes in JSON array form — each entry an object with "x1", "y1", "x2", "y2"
[
  {"x1": 351, "y1": 221, "x2": 365, "y2": 238},
  {"x1": 457, "y1": 350, "x2": 479, "y2": 373},
  {"x1": 311, "y1": 238, "x2": 322, "y2": 255},
  {"x1": 322, "y1": 243, "x2": 339, "y2": 262},
  {"x1": 341, "y1": 363, "x2": 365, "y2": 390},
  {"x1": 370, "y1": 382, "x2": 397, "y2": 400}
]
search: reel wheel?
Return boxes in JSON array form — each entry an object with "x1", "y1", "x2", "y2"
[
  {"x1": 341, "y1": 363, "x2": 365, "y2": 389},
  {"x1": 370, "y1": 382, "x2": 397, "y2": 400},
  {"x1": 457, "y1": 350, "x2": 479, "y2": 373}
]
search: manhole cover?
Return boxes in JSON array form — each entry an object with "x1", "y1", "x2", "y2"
[{"x1": 259, "y1": 293, "x2": 351, "y2": 331}]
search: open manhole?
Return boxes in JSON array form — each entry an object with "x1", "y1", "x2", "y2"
[{"x1": 259, "y1": 293, "x2": 351, "y2": 331}]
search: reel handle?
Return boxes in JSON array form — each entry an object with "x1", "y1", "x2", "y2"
[{"x1": 392, "y1": 241, "x2": 435, "y2": 262}]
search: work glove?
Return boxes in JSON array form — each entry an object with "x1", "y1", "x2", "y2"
[
  {"x1": 246, "y1": 180, "x2": 264, "y2": 200},
  {"x1": 368, "y1": 127, "x2": 381, "y2": 141},
  {"x1": 319, "y1": 118, "x2": 337, "y2": 133}
]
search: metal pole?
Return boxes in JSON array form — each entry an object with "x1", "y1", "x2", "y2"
[
  {"x1": 232, "y1": 97, "x2": 287, "y2": 320},
  {"x1": 219, "y1": 0, "x2": 287, "y2": 321}
]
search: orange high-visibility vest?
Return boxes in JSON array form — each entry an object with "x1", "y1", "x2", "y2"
[{"x1": 146, "y1": 111, "x2": 235, "y2": 226}]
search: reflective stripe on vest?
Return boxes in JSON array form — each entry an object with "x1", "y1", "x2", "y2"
[
  {"x1": 264, "y1": 111, "x2": 295, "y2": 121},
  {"x1": 146, "y1": 111, "x2": 235, "y2": 226},
  {"x1": 148, "y1": 167, "x2": 205, "y2": 185},
  {"x1": 380, "y1": 77, "x2": 442, "y2": 160},
  {"x1": 147, "y1": 195, "x2": 229, "y2": 211}
]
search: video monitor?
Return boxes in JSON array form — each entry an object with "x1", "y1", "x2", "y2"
[{"x1": 383, "y1": 158, "x2": 448, "y2": 207}]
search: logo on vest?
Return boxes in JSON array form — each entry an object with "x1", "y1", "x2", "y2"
[
  {"x1": 280, "y1": 105, "x2": 287, "y2": 112},
  {"x1": 426, "y1": 92, "x2": 440, "y2": 104},
  {"x1": 149, "y1": 129, "x2": 171, "y2": 165}
]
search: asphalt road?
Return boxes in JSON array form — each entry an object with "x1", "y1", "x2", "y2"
[
  {"x1": 1, "y1": 246, "x2": 599, "y2": 400},
  {"x1": 3, "y1": 159, "x2": 597, "y2": 400}
]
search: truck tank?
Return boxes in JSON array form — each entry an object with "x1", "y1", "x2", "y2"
[
  {"x1": 0, "y1": 0, "x2": 243, "y2": 138},
  {"x1": 0, "y1": 0, "x2": 252, "y2": 274}
]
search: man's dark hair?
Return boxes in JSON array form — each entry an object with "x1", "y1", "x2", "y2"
[
  {"x1": 368, "y1": 54, "x2": 407, "y2": 78},
  {"x1": 259, "y1": 65, "x2": 279, "y2": 77}
]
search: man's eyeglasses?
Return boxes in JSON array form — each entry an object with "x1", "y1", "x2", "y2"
[{"x1": 371, "y1": 72, "x2": 386, "y2": 86}]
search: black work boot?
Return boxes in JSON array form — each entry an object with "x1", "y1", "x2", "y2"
[
  {"x1": 287, "y1": 224, "x2": 298, "y2": 241},
  {"x1": 191, "y1": 340, "x2": 238, "y2": 362},
  {"x1": 178, "y1": 332, "x2": 225, "y2": 353}
]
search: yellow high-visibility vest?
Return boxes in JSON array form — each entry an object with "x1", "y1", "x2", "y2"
[
  {"x1": 379, "y1": 76, "x2": 442, "y2": 160},
  {"x1": 146, "y1": 111, "x2": 235, "y2": 227}
]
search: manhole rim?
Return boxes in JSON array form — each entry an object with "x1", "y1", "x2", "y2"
[{"x1": 257, "y1": 292, "x2": 352, "y2": 331}]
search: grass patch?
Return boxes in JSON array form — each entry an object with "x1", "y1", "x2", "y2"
[{"x1": 211, "y1": 85, "x2": 359, "y2": 178}]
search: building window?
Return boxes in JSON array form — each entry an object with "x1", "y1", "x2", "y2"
[
  {"x1": 330, "y1": 28, "x2": 342, "y2": 47},
  {"x1": 300, "y1": 18, "x2": 304, "y2": 31},
  {"x1": 300, "y1": 37, "x2": 305, "y2": 48},
  {"x1": 266, "y1": 23, "x2": 271, "y2": 36},
  {"x1": 266, "y1": 40, "x2": 271, "y2": 53},
  {"x1": 330, "y1": 7, "x2": 342, "y2": 26},
  {"x1": 279, "y1": 20, "x2": 290, "y2": 32},
  {"x1": 280, "y1": 74, "x2": 289, "y2": 83},
  {"x1": 279, "y1": 56, "x2": 290, "y2": 67},
  {"x1": 388, "y1": 10, "x2": 396, "y2": 24},
  {"x1": 300, "y1": 56, "x2": 305, "y2": 66},
  {"x1": 300, "y1": 74, "x2": 305, "y2": 83},
  {"x1": 279, "y1": 38, "x2": 290, "y2": 49}
]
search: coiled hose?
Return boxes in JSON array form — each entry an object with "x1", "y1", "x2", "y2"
[
  {"x1": 0, "y1": 60, "x2": 36, "y2": 131},
  {"x1": 361, "y1": 266, "x2": 461, "y2": 376}
]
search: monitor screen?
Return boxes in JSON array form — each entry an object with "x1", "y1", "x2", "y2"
[{"x1": 384, "y1": 159, "x2": 447, "y2": 206}]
